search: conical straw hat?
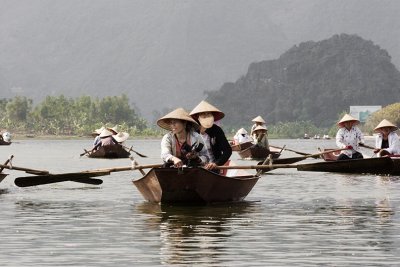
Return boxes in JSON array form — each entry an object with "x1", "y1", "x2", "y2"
[
  {"x1": 253, "y1": 125, "x2": 268, "y2": 132},
  {"x1": 108, "y1": 125, "x2": 119, "y2": 134},
  {"x1": 157, "y1": 108, "x2": 199, "y2": 131},
  {"x1": 189, "y1": 100, "x2": 225, "y2": 121},
  {"x1": 113, "y1": 131, "x2": 130, "y2": 142},
  {"x1": 374, "y1": 119, "x2": 398, "y2": 132},
  {"x1": 237, "y1": 128, "x2": 248, "y2": 135},
  {"x1": 252, "y1": 116, "x2": 265, "y2": 123},
  {"x1": 91, "y1": 126, "x2": 105, "y2": 136},
  {"x1": 99, "y1": 128, "x2": 114, "y2": 138},
  {"x1": 337, "y1": 114, "x2": 359, "y2": 126}
]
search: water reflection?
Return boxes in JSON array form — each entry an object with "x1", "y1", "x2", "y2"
[{"x1": 136, "y1": 201, "x2": 260, "y2": 265}]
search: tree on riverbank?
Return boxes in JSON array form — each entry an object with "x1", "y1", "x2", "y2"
[{"x1": 0, "y1": 95, "x2": 155, "y2": 136}]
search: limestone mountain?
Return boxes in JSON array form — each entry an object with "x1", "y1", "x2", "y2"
[{"x1": 206, "y1": 34, "x2": 400, "y2": 127}]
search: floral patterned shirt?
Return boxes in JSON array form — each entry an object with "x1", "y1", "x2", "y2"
[{"x1": 336, "y1": 126, "x2": 364, "y2": 158}]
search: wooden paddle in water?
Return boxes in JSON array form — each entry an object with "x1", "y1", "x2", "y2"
[
  {"x1": 15, "y1": 172, "x2": 105, "y2": 187},
  {"x1": 123, "y1": 145, "x2": 148, "y2": 158},
  {"x1": 258, "y1": 148, "x2": 344, "y2": 166},
  {"x1": 270, "y1": 145, "x2": 320, "y2": 158}
]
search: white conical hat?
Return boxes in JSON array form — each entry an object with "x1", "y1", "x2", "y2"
[
  {"x1": 253, "y1": 125, "x2": 268, "y2": 132},
  {"x1": 92, "y1": 126, "x2": 105, "y2": 136},
  {"x1": 157, "y1": 108, "x2": 199, "y2": 131},
  {"x1": 237, "y1": 128, "x2": 248, "y2": 135},
  {"x1": 113, "y1": 131, "x2": 130, "y2": 142},
  {"x1": 252, "y1": 116, "x2": 265, "y2": 123},
  {"x1": 189, "y1": 100, "x2": 225, "y2": 121},
  {"x1": 99, "y1": 128, "x2": 114, "y2": 138},
  {"x1": 337, "y1": 114, "x2": 359, "y2": 126},
  {"x1": 108, "y1": 125, "x2": 119, "y2": 134},
  {"x1": 374, "y1": 119, "x2": 398, "y2": 132}
]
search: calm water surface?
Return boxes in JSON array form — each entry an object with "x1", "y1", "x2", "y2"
[{"x1": 0, "y1": 139, "x2": 399, "y2": 266}]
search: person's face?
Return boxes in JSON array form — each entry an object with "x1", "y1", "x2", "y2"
[
  {"x1": 198, "y1": 112, "x2": 214, "y2": 129},
  {"x1": 378, "y1": 127, "x2": 391, "y2": 138},
  {"x1": 169, "y1": 119, "x2": 185, "y2": 134},
  {"x1": 344, "y1": 121, "x2": 354, "y2": 130}
]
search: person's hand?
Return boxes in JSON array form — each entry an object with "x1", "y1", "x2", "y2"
[
  {"x1": 345, "y1": 145, "x2": 353, "y2": 149},
  {"x1": 204, "y1": 162, "x2": 217, "y2": 170},
  {"x1": 373, "y1": 148, "x2": 381, "y2": 154},
  {"x1": 172, "y1": 157, "x2": 183, "y2": 168},
  {"x1": 185, "y1": 151, "x2": 198, "y2": 160}
]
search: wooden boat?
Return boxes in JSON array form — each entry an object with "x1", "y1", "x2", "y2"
[
  {"x1": 237, "y1": 144, "x2": 281, "y2": 160},
  {"x1": 132, "y1": 167, "x2": 260, "y2": 204},
  {"x1": 231, "y1": 141, "x2": 253, "y2": 152},
  {"x1": 296, "y1": 157, "x2": 399, "y2": 175},
  {"x1": 0, "y1": 140, "x2": 11, "y2": 146},
  {"x1": 318, "y1": 148, "x2": 340, "y2": 161},
  {"x1": 87, "y1": 144, "x2": 130, "y2": 158}
]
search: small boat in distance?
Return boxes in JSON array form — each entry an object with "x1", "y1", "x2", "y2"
[
  {"x1": 236, "y1": 142, "x2": 281, "y2": 160},
  {"x1": 86, "y1": 144, "x2": 130, "y2": 158},
  {"x1": 132, "y1": 166, "x2": 260, "y2": 204}
]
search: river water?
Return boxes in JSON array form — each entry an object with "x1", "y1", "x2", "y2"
[{"x1": 0, "y1": 139, "x2": 399, "y2": 266}]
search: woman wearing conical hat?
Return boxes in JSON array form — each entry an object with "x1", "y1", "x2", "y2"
[
  {"x1": 373, "y1": 119, "x2": 400, "y2": 157},
  {"x1": 250, "y1": 115, "x2": 266, "y2": 140},
  {"x1": 92, "y1": 128, "x2": 118, "y2": 151},
  {"x1": 158, "y1": 107, "x2": 209, "y2": 168},
  {"x1": 91, "y1": 126, "x2": 105, "y2": 147},
  {"x1": 335, "y1": 114, "x2": 365, "y2": 160},
  {"x1": 233, "y1": 128, "x2": 253, "y2": 145},
  {"x1": 189, "y1": 100, "x2": 232, "y2": 171},
  {"x1": 253, "y1": 125, "x2": 270, "y2": 149}
]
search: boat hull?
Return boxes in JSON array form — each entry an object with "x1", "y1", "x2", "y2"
[
  {"x1": 87, "y1": 145, "x2": 130, "y2": 158},
  {"x1": 0, "y1": 173, "x2": 8, "y2": 183},
  {"x1": 0, "y1": 140, "x2": 11, "y2": 146},
  {"x1": 297, "y1": 157, "x2": 396, "y2": 175},
  {"x1": 133, "y1": 167, "x2": 260, "y2": 204},
  {"x1": 237, "y1": 144, "x2": 281, "y2": 160}
]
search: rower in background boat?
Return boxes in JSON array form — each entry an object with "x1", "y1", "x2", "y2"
[
  {"x1": 91, "y1": 126, "x2": 105, "y2": 147},
  {"x1": 252, "y1": 125, "x2": 270, "y2": 150},
  {"x1": 113, "y1": 131, "x2": 130, "y2": 146},
  {"x1": 157, "y1": 107, "x2": 209, "y2": 168},
  {"x1": 373, "y1": 119, "x2": 400, "y2": 157},
  {"x1": 335, "y1": 114, "x2": 365, "y2": 160},
  {"x1": 93, "y1": 128, "x2": 118, "y2": 150},
  {"x1": 189, "y1": 100, "x2": 232, "y2": 172},
  {"x1": 250, "y1": 115, "x2": 266, "y2": 140}
]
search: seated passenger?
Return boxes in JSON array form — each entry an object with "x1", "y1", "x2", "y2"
[
  {"x1": 157, "y1": 107, "x2": 209, "y2": 168},
  {"x1": 373, "y1": 119, "x2": 400, "y2": 157},
  {"x1": 189, "y1": 100, "x2": 232, "y2": 171},
  {"x1": 233, "y1": 128, "x2": 253, "y2": 145}
]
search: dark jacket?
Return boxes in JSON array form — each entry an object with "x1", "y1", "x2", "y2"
[{"x1": 201, "y1": 124, "x2": 232, "y2": 166}]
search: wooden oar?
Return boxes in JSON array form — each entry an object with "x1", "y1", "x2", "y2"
[
  {"x1": 269, "y1": 145, "x2": 319, "y2": 158},
  {"x1": 359, "y1": 143, "x2": 375, "y2": 150},
  {"x1": 15, "y1": 172, "x2": 105, "y2": 187},
  {"x1": 80, "y1": 149, "x2": 91, "y2": 157},
  {"x1": 0, "y1": 163, "x2": 49, "y2": 175},
  {"x1": 0, "y1": 155, "x2": 14, "y2": 173},
  {"x1": 123, "y1": 145, "x2": 148, "y2": 158},
  {"x1": 260, "y1": 148, "x2": 344, "y2": 165}
]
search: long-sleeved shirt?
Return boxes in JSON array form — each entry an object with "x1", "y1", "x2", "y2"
[
  {"x1": 336, "y1": 126, "x2": 364, "y2": 158},
  {"x1": 161, "y1": 130, "x2": 209, "y2": 165},
  {"x1": 375, "y1": 132, "x2": 400, "y2": 155}
]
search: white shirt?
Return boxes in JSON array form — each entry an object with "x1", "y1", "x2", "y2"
[
  {"x1": 375, "y1": 131, "x2": 400, "y2": 155},
  {"x1": 336, "y1": 126, "x2": 364, "y2": 158}
]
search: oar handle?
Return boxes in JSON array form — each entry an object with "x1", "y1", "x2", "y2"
[
  {"x1": 87, "y1": 164, "x2": 163, "y2": 173},
  {"x1": 359, "y1": 143, "x2": 375, "y2": 150},
  {"x1": 0, "y1": 164, "x2": 49, "y2": 175}
]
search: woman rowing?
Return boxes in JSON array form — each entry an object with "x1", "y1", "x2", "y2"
[
  {"x1": 335, "y1": 114, "x2": 365, "y2": 160},
  {"x1": 252, "y1": 125, "x2": 269, "y2": 149},
  {"x1": 250, "y1": 115, "x2": 266, "y2": 140},
  {"x1": 189, "y1": 100, "x2": 232, "y2": 172},
  {"x1": 373, "y1": 119, "x2": 400, "y2": 157},
  {"x1": 157, "y1": 107, "x2": 209, "y2": 168}
]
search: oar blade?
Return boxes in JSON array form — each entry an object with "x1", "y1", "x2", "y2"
[{"x1": 14, "y1": 172, "x2": 108, "y2": 187}]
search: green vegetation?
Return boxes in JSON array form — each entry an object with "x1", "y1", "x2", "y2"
[
  {"x1": 364, "y1": 103, "x2": 400, "y2": 134},
  {"x1": 0, "y1": 95, "x2": 163, "y2": 137}
]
